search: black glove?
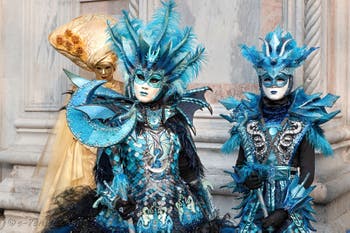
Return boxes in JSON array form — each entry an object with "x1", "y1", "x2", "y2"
[
  {"x1": 261, "y1": 209, "x2": 289, "y2": 230},
  {"x1": 115, "y1": 196, "x2": 136, "y2": 220},
  {"x1": 243, "y1": 171, "x2": 262, "y2": 190}
]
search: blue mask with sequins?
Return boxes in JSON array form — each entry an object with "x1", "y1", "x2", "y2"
[
  {"x1": 260, "y1": 73, "x2": 290, "y2": 88},
  {"x1": 134, "y1": 69, "x2": 164, "y2": 89}
]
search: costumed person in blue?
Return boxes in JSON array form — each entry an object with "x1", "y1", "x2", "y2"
[
  {"x1": 42, "y1": 1, "x2": 218, "y2": 233},
  {"x1": 220, "y1": 27, "x2": 339, "y2": 232}
]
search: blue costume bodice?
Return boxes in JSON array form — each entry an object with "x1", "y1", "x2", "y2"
[
  {"x1": 95, "y1": 107, "x2": 205, "y2": 233},
  {"x1": 245, "y1": 98, "x2": 308, "y2": 167},
  {"x1": 56, "y1": 73, "x2": 214, "y2": 233}
]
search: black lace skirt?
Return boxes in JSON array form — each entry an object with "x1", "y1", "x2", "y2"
[{"x1": 42, "y1": 186, "x2": 226, "y2": 233}]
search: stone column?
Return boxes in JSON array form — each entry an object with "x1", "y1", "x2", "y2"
[
  {"x1": 303, "y1": 0, "x2": 322, "y2": 94},
  {"x1": 283, "y1": 1, "x2": 350, "y2": 232},
  {"x1": 0, "y1": 0, "x2": 3, "y2": 148},
  {"x1": 129, "y1": 0, "x2": 140, "y2": 18},
  {"x1": 282, "y1": 0, "x2": 305, "y2": 87},
  {"x1": 320, "y1": 1, "x2": 350, "y2": 230}
]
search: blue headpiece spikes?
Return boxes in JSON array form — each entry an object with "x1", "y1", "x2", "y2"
[
  {"x1": 107, "y1": 0, "x2": 205, "y2": 97},
  {"x1": 240, "y1": 27, "x2": 317, "y2": 78}
]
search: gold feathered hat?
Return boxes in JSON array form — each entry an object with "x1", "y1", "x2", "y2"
[{"x1": 49, "y1": 14, "x2": 117, "y2": 72}]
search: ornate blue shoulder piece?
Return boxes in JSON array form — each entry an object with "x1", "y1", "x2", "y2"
[
  {"x1": 219, "y1": 93, "x2": 261, "y2": 153},
  {"x1": 289, "y1": 87, "x2": 340, "y2": 156},
  {"x1": 289, "y1": 87, "x2": 339, "y2": 124},
  {"x1": 65, "y1": 70, "x2": 137, "y2": 148},
  {"x1": 174, "y1": 86, "x2": 212, "y2": 135}
]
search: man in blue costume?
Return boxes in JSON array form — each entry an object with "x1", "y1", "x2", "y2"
[
  {"x1": 43, "y1": 1, "x2": 218, "y2": 232},
  {"x1": 220, "y1": 28, "x2": 339, "y2": 232}
]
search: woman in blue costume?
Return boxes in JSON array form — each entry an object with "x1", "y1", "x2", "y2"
[
  {"x1": 220, "y1": 28, "x2": 339, "y2": 233},
  {"x1": 42, "y1": 1, "x2": 218, "y2": 233}
]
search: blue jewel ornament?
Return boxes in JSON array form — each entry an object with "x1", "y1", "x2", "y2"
[{"x1": 268, "y1": 127, "x2": 278, "y2": 136}]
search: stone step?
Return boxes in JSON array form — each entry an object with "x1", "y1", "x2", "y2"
[
  {"x1": 0, "y1": 165, "x2": 43, "y2": 212},
  {"x1": 0, "y1": 210, "x2": 39, "y2": 233}
]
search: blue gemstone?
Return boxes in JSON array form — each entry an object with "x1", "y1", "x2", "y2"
[{"x1": 269, "y1": 127, "x2": 278, "y2": 136}]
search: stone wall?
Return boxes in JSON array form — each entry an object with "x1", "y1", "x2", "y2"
[
  {"x1": 0, "y1": 0, "x2": 349, "y2": 232},
  {"x1": 0, "y1": 0, "x2": 80, "y2": 232}
]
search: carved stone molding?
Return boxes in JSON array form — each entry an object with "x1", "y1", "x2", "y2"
[
  {"x1": 0, "y1": 166, "x2": 42, "y2": 212},
  {"x1": 303, "y1": 0, "x2": 322, "y2": 94},
  {"x1": 282, "y1": 0, "x2": 305, "y2": 87},
  {"x1": 282, "y1": 0, "x2": 327, "y2": 94},
  {"x1": 128, "y1": 0, "x2": 140, "y2": 18}
]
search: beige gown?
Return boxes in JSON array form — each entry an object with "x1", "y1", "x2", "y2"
[{"x1": 36, "y1": 14, "x2": 123, "y2": 232}]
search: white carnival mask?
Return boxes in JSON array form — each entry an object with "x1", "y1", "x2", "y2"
[
  {"x1": 133, "y1": 70, "x2": 163, "y2": 103},
  {"x1": 262, "y1": 76, "x2": 290, "y2": 101}
]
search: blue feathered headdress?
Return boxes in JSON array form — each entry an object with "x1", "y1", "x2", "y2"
[
  {"x1": 240, "y1": 27, "x2": 317, "y2": 78},
  {"x1": 107, "y1": 0, "x2": 205, "y2": 97}
]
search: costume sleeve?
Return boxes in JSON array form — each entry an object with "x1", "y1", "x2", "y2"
[
  {"x1": 166, "y1": 116, "x2": 204, "y2": 182},
  {"x1": 178, "y1": 129, "x2": 204, "y2": 183},
  {"x1": 179, "y1": 143, "x2": 217, "y2": 220},
  {"x1": 94, "y1": 146, "x2": 129, "y2": 209},
  {"x1": 282, "y1": 138, "x2": 315, "y2": 218},
  {"x1": 235, "y1": 146, "x2": 246, "y2": 167},
  {"x1": 297, "y1": 137, "x2": 315, "y2": 188},
  {"x1": 222, "y1": 146, "x2": 251, "y2": 193},
  {"x1": 179, "y1": 154, "x2": 198, "y2": 183}
]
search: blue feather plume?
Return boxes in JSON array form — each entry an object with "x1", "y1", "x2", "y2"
[
  {"x1": 240, "y1": 27, "x2": 317, "y2": 78},
  {"x1": 221, "y1": 134, "x2": 241, "y2": 154},
  {"x1": 306, "y1": 125, "x2": 334, "y2": 156},
  {"x1": 107, "y1": 0, "x2": 205, "y2": 96}
]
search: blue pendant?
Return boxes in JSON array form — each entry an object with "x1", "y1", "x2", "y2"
[{"x1": 269, "y1": 127, "x2": 278, "y2": 136}]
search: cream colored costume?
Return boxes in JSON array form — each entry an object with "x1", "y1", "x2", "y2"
[{"x1": 37, "y1": 14, "x2": 123, "y2": 231}]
